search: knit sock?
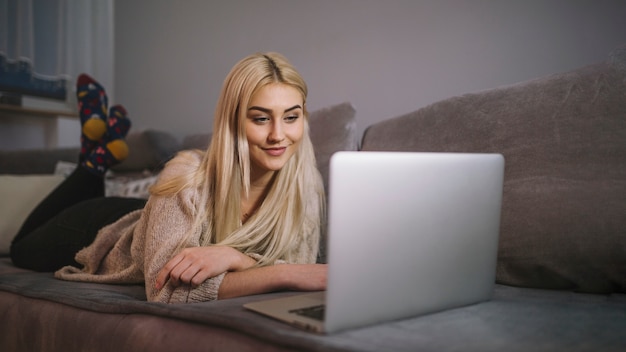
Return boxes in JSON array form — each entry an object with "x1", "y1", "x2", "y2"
[
  {"x1": 107, "y1": 105, "x2": 131, "y2": 141},
  {"x1": 82, "y1": 105, "x2": 131, "y2": 176},
  {"x1": 76, "y1": 73, "x2": 108, "y2": 162}
]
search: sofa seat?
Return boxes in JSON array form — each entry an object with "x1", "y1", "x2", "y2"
[{"x1": 1, "y1": 257, "x2": 625, "y2": 352}]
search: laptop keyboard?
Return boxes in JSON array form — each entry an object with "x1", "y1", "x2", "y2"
[{"x1": 289, "y1": 305, "x2": 326, "y2": 321}]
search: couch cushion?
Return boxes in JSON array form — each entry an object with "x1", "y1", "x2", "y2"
[
  {"x1": 308, "y1": 102, "x2": 358, "y2": 190},
  {"x1": 111, "y1": 129, "x2": 181, "y2": 173},
  {"x1": 182, "y1": 133, "x2": 212, "y2": 150},
  {"x1": 361, "y1": 46, "x2": 626, "y2": 293}
]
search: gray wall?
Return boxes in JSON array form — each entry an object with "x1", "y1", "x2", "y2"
[
  {"x1": 4, "y1": 0, "x2": 625, "y2": 150},
  {"x1": 115, "y1": 0, "x2": 626, "y2": 143}
]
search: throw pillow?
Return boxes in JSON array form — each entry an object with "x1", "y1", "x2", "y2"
[
  {"x1": 105, "y1": 175, "x2": 159, "y2": 199},
  {"x1": 111, "y1": 130, "x2": 181, "y2": 173},
  {"x1": 54, "y1": 161, "x2": 157, "y2": 199}
]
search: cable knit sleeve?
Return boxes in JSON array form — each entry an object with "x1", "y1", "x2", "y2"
[{"x1": 140, "y1": 150, "x2": 225, "y2": 303}]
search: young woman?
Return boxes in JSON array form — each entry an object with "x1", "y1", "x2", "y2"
[{"x1": 10, "y1": 52, "x2": 328, "y2": 303}]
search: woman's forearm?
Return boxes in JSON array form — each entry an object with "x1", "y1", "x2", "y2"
[{"x1": 217, "y1": 264, "x2": 327, "y2": 299}]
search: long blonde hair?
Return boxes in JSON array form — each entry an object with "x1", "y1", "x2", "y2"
[{"x1": 151, "y1": 52, "x2": 325, "y2": 265}]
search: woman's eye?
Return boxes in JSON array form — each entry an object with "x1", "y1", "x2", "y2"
[
  {"x1": 253, "y1": 116, "x2": 270, "y2": 124},
  {"x1": 284, "y1": 115, "x2": 299, "y2": 123}
]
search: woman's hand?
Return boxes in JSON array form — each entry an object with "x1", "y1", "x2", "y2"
[{"x1": 154, "y1": 246, "x2": 256, "y2": 290}]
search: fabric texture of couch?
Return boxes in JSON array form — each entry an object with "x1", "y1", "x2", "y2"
[
  {"x1": 361, "y1": 46, "x2": 626, "y2": 294},
  {"x1": 1, "y1": 46, "x2": 625, "y2": 351}
]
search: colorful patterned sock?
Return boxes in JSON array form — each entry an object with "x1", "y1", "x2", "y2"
[
  {"x1": 107, "y1": 105, "x2": 131, "y2": 141},
  {"x1": 76, "y1": 73, "x2": 108, "y2": 162},
  {"x1": 82, "y1": 105, "x2": 131, "y2": 176}
]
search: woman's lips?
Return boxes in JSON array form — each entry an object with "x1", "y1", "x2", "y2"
[{"x1": 264, "y1": 147, "x2": 287, "y2": 156}]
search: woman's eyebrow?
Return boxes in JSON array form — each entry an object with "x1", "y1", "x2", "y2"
[
  {"x1": 248, "y1": 105, "x2": 302, "y2": 114},
  {"x1": 284, "y1": 104, "x2": 302, "y2": 113}
]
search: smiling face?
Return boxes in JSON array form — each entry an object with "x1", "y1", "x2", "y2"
[{"x1": 245, "y1": 83, "x2": 305, "y2": 182}]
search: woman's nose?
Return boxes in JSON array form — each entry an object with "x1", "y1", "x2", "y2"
[{"x1": 268, "y1": 121, "x2": 285, "y2": 143}]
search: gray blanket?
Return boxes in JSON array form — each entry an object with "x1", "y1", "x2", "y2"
[{"x1": 1, "y1": 257, "x2": 625, "y2": 351}]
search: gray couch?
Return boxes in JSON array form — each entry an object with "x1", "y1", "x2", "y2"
[{"x1": 1, "y1": 45, "x2": 625, "y2": 351}]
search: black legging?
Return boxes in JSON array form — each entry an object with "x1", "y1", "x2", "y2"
[{"x1": 10, "y1": 167, "x2": 146, "y2": 272}]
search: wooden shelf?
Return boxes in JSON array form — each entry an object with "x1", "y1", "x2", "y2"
[{"x1": 0, "y1": 103, "x2": 77, "y2": 118}]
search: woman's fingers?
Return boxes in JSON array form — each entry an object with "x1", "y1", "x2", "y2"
[
  {"x1": 168, "y1": 259, "x2": 195, "y2": 286},
  {"x1": 155, "y1": 247, "x2": 238, "y2": 289},
  {"x1": 155, "y1": 253, "x2": 184, "y2": 289}
]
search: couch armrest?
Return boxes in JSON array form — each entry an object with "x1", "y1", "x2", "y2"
[{"x1": 0, "y1": 148, "x2": 79, "y2": 175}]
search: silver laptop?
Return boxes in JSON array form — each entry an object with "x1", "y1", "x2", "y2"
[{"x1": 244, "y1": 151, "x2": 505, "y2": 334}]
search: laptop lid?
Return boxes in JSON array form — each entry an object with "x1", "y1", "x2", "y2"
[{"x1": 322, "y1": 151, "x2": 504, "y2": 333}]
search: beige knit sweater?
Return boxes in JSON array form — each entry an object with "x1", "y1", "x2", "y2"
[{"x1": 55, "y1": 151, "x2": 322, "y2": 303}]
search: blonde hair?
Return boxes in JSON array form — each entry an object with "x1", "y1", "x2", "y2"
[{"x1": 151, "y1": 52, "x2": 325, "y2": 265}]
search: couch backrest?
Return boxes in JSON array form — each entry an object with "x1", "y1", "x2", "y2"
[
  {"x1": 0, "y1": 129, "x2": 181, "y2": 175},
  {"x1": 0, "y1": 148, "x2": 79, "y2": 175},
  {"x1": 361, "y1": 45, "x2": 626, "y2": 294}
]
